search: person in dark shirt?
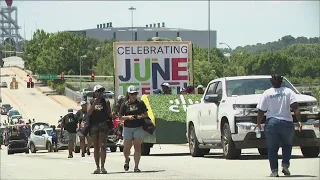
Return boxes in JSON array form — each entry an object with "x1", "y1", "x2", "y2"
[
  {"x1": 75, "y1": 101, "x2": 93, "y2": 157},
  {"x1": 161, "y1": 82, "x2": 171, "y2": 94},
  {"x1": 87, "y1": 85, "x2": 111, "y2": 174},
  {"x1": 61, "y1": 108, "x2": 78, "y2": 158},
  {"x1": 119, "y1": 85, "x2": 148, "y2": 173},
  {"x1": 196, "y1": 85, "x2": 204, "y2": 94}
]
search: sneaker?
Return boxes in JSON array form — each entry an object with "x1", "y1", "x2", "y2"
[
  {"x1": 81, "y1": 153, "x2": 85, "y2": 157},
  {"x1": 93, "y1": 168, "x2": 100, "y2": 174},
  {"x1": 124, "y1": 158, "x2": 130, "y2": 171},
  {"x1": 282, "y1": 167, "x2": 291, "y2": 176},
  {"x1": 68, "y1": 154, "x2": 73, "y2": 158},
  {"x1": 134, "y1": 168, "x2": 141, "y2": 173},
  {"x1": 101, "y1": 167, "x2": 107, "y2": 174},
  {"x1": 87, "y1": 148, "x2": 90, "y2": 155},
  {"x1": 270, "y1": 172, "x2": 279, "y2": 177}
]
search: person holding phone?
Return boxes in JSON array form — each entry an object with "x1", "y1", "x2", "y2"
[
  {"x1": 119, "y1": 85, "x2": 148, "y2": 173},
  {"x1": 87, "y1": 85, "x2": 112, "y2": 174}
]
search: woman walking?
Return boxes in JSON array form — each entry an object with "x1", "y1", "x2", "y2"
[
  {"x1": 87, "y1": 85, "x2": 112, "y2": 174},
  {"x1": 119, "y1": 85, "x2": 148, "y2": 172}
]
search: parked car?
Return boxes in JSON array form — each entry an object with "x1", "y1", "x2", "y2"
[
  {"x1": 7, "y1": 109, "x2": 21, "y2": 121},
  {"x1": 186, "y1": 75, "x2": 320, "y2": 159},
  {"x1": 7, "y1": 124, "x2": 29, "y2": 155},
  {"x1": 9, "y1": 115, "x2": 23, "y2": 123},
  {"x1": 104, "y1": 91, "x2": 114, "y2": 99},
  {"x1": 31, "y1": 122, "x2": 50, "y2": 132},
  {"x1": 28, "y1": 127, "x2": 69, "y2": 152},
  {"x1": 0, "y1": 82, "x2": 8, "y2": 88},
  {"x1": 1, "y1": 104, "x2": 12, "y2": 115}
]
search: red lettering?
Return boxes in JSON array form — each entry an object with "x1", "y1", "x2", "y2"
[
  {"x1": 172, "y1": 58, "x2": 188, "y2": 80},
  {"x1": 142, "y1": 87, "x2": 151, "y2": 95}
]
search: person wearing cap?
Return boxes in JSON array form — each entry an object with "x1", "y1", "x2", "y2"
[
  {"x1": 161, "y1": 82, "x2": 171, "y2": 94},
  {"x1": 197, "y1": 85, "x2": 204, "y2": 94},
  {"x1": 60, "y1": 108, "x2": 78, "y2": 158},
  {"x1": 256, "y1": 74, "x2": 302, "y2": 177},
  {"x1": 87, "y1": 85, "x2": 112, "y2": 174},
  {"x1": 119, "y1": 85, "x2": 148, "y2": 173},
  {"x1": 75, "y1": 101, "x2": 93, "y2": 157}
]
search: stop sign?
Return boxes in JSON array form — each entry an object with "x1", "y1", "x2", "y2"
[{"x1": 5, "y1": 0, "x2": 13, "y2": 6}]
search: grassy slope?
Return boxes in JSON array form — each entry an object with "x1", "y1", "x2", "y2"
[{"x1": 146, "y1": 94, "x2": 203, "y2": 144}]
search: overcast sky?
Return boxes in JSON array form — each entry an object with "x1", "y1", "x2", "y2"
[{"x1": 9, "y1": 0, "x2": 320, "y2": 48}]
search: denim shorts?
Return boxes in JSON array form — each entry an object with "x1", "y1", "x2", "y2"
[
  {"x1": 123, "y1": 126, "x2": 143, "y2": 140},
  {"x1": 67, "y1": 132, "x2": 76, "y2": 142}
]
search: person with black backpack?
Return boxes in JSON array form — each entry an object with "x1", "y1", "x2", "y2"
[
  {"x1": 87, "y1": 85, "x2": 112, "y2": 174},
  {"x1": 119, "y1": 85, "x2": 149, "y2": 173},
  {"x1": 60, "y1": 109, "x2": 78, "y2": 158}
]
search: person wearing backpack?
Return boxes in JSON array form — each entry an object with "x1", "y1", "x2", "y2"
[
  {"x1": 60, "y1": 108, "x2": 78, "y2": 158},
  {"x1": 119, "y1": 85, "x2": 148, "y2": 173}
]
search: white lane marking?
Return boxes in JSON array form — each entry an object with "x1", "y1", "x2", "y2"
[{"x1": 6, "y1": 163, "x2": 17, "y2": 167}]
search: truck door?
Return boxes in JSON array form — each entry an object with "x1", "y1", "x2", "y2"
[
  {"x1": 201, "y1": 81, "x2": 221, "y2": 141},
  {"x1": 199, "y1": 82, "x2": 217, "y2": 140}
]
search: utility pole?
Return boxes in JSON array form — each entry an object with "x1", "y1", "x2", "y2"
[
  {"x1": 128, "y1": 6, "x2": 136, "y2": 41},
  {"x1": 208, "y1": 0, "x2": 211, "y2": 62}
]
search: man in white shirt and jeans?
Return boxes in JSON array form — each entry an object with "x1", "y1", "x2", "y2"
[{"x1": 256, "y1": 75, "x2": 302, "y2": 177}]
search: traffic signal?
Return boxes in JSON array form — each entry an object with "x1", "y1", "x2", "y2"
[
  {"x1": 91, "y1": 73, "x2": 95, "y2": 82},
  {"x1": 60, "y1": 73, "x2": 65, "y2": 80}
]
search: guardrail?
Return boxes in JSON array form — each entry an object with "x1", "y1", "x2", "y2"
[{"x1": 65, "y1": 87, "x2": 82, "y2": 104}]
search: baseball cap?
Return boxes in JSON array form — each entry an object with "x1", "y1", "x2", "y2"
[
  {"x1": 68, "y1": 108, "x2": 73, "y2": 114},
  {"x1": 117, "y1": 95, "x2": 125, "y2": 100},
  {"x1": 93, "y1": 85, "x2": 105, "y2": 92},
  {"x1": 153, "y1": 89, "x2": 162, "y2": 94},
  {"x1": 181, "y1": 87, "x2": 186, "y2": 92},
  {"x1": 161, "y1": 82, "x2": 170, "y2": 87},
  {"x1": 127, "y1": 85, "x2": 138, "y2": 94},
  {"x1": 197, "y1": 85, "x2": 204, "y2": 89},
  {"x1": 80, "y1": 101, "x2": 87, "y2": 106}
]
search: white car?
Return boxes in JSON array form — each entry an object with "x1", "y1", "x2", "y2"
[
  {"x1": 28, "y1": 128, "x2": 69, "y2": 152},
  {"x1": 186, "y1": 75, "x2": 320, "y2": 159}
]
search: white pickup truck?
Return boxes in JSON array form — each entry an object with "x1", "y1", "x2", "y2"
[{"x1": 186, "y1": 75, "x2": 320, "y2": 159}]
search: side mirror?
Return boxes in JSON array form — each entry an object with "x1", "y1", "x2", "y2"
[
  {"x1": 204, "y1": 94, "x2": 219, "y2": 103},
  {"x1": 301, "y1": 91, "x2": 313, "y2": 96}
]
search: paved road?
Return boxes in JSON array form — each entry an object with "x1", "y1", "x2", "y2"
[{"x1": 1, "y1": 67, "x2": 319, "y2": 179}]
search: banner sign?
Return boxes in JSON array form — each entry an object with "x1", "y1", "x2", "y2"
[{"x1": 114, "y1": 41, "x2": 193, "y2": 96}]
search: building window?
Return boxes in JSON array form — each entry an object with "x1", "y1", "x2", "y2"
[
  {"x1": 177, "y1": 32, "x2": 180, "y2": 37},
  {"x1": 156, "y1": 32, "x2": 159, "y2": 37},
  {"x1": 135, "y1": 32, "x2": 137, "y2": 41},
  {"x1": 113, "y1": 32, "x2": 116, "y2": 40}
]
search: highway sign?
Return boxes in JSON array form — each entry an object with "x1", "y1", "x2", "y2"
[{"x1": 38, "y1": 74, "x2": 59, "y2": 80}]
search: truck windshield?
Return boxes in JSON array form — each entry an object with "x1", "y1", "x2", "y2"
[{"x1": 226, "y1": 78, "x2": 298, "y2": 97}]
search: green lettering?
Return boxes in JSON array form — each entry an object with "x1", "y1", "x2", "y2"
[{"x1": 134, "y1": 59, "x2": 150, "y2": 81}]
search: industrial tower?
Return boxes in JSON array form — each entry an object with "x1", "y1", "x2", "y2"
[{"x1": 0, "y1": 0, "x2": 23, "y2": 51}]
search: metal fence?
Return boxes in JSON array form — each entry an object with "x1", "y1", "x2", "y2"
[{"x1": 65, "y1": 87, "x2": 82, "y2": 104}]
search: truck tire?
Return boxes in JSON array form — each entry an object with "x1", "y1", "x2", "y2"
[
  {"x1": 119, "y1": 146, "x2": 124, "y2": 152},
  {"x1": 74, "y1": 146, "x2": 80, "y2": 153},
  {"x1": 221, "y1": 123, "x2": 241, "y2": 159},
  {"x1": 8, "y1": 150, "x2": 14, "y2": 155},
  {"x1": 110, "y1": 146, "x2": 117, "y2": 152},
  {"x1": 30, "y1": 142, "x2": 36, "y2": 153},
  {"x1": 141, "y1": 143, "x2": 151, "y2": 156},
  {"x1": 301, "y1": 146, "x2": 320, "y2": 158},
  {"x1": 258, "y1": 148, "x2": 268, "y2": 156},
  {"x1": 188, "y1": 125, "x2": 206, "y2": 157}
]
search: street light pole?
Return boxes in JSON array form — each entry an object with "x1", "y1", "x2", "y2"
[
  {"x1": 128, "y1": 6, "x2": 136, "y2": 41},
  {"x1": 80, "y1": 55, "x2": 87, "y2": 90},
  {"x1": 208, "y1": 0, "x2": 211, "y2": 62}
]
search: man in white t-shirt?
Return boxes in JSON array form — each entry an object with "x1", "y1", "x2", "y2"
[{"x1": 256, "y1": 75, "x2": 302, "y2": 177}]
